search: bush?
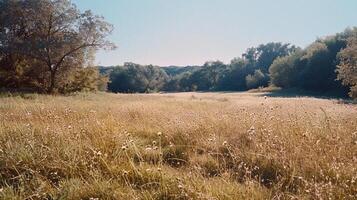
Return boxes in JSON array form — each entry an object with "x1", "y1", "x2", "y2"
[{"x1": 245, "y1": 70, "x2": 269, "y2": 89}]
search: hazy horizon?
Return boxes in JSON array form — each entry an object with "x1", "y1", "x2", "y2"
[{"x1": 73, "y1": 0, "x2": 357, "y2": 66}]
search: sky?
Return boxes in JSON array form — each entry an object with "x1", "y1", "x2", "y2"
[{"x1": 72, "y1": 0, "x2": 357, "y2": 66}]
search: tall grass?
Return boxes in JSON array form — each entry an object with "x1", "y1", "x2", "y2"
[{"x1": 0, "y1": 92, "x2": 356, "y2": 199}]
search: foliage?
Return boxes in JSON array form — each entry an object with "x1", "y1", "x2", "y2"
[
  {"x1": 57, "y1": 67, "x2": 109, "y2": 93},
  {"x1": 245, "y1": 69, "x2": 269, "y2": 89},
  {"x1": 104, "y1": 30, "x2": 356, "y2": 98},
  {"x1": 269, "y1": 50, "x2": 304, "y2": 88},
  {"x1": 0, "y1": 0, "x2": 115, "y2": 93},
  {"x1": 336, "y1": 32, "x2": 357, "y2": 99},
  {"x1": 108, "y1": 62, "x2": 169, "y2": 93},
  {"x1": 269, "y1": 28, "x2": 357, "y2": 97},
  {"x1": 106, "y1": 43, "x2": 296, "y2": 93}
]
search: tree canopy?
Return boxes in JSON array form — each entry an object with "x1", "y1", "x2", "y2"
[
  {"x1": 270, "y1": 28, "x2": 356, "y2": 97},
  {"x1": 108, "y1": 63, "x2": 168, "y2": 93},
  {"x1": 336, "y1": 31, "x2": 357, "y2": 98},
  {"x1": 0, "y1": 0, "x2": 115, "y2": 93}
]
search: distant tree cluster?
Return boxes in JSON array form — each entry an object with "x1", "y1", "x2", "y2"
[
  {"x1": 106, "y1": 28, "x2": 357, "y2": 99},
  {"x1": 0, "y1": 0, "x2": 114, "y2": 93},
  {"x1": 107, "y1": 62, "x2": 168, "y2": 93},
  {"x1": 105, "y1": 42, "x2": 298, "y2": 92},
  {"x1": 270, "y1": 28, "x2": 357, "y2": 97}
]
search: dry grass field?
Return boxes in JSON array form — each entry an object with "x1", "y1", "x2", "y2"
[{"x1": 0, "y1": 92, "x2": 356, "y2": 199}]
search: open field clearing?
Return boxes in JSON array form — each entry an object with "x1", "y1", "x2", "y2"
[{"x1": 0, "y1": 92, "x2": 356, "y2": 199}]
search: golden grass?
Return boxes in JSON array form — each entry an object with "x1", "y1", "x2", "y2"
[{"x1": 0, "y1": 92, "x2": 356, "y2": 199}]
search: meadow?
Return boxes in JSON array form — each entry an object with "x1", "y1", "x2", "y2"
[{"x1": 0, "y1": 92, "x2": 356, "y2": 199}]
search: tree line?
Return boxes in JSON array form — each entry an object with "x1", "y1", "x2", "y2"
[
  {"x1": 0, "y1": 0, "x2": 114, "y2": 94},
  {"x1": 0, "y1": 0, "x2": 356, "y2": 98},
  {"x1": 105, "y1": 28, "x2": 357, "y2": 99}
]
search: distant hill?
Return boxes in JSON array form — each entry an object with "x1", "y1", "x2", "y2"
[
  {"x1": 98, "y1": 65, "x2": 201, "y2": 77},
  {"x1": 161, "y1": 66, "x2": 201, "y2": 77}
]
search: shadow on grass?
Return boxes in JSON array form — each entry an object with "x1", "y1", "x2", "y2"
[{"x1": 255, "y1": 88, "x2": 357, "y2": 103}]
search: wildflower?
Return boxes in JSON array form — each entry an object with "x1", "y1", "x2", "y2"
[
  {"x1": 124, "y1": 130, "x2": 131, "y2": 137},
  {"x1": 157, "y1": 132, "x2": 162, "y2": 136},
  {"x1": 157, "y1": 167, "x2": 162, "y2": 172},
  {"x1": 302, "y1": 132, "x2": 308, "y2": 137},
  {"x1": 152, "y1": 141, "x2": 157, "y2": 145},
  {"x1": 248, "y1": 126, "x2": 255, "y2": 133},
  {"x1": 222, "y1": 172, "x2": 230, "y2": 178},
  {"x1": 145, "y1": 147, "x2": 153, "y2": 151},
  {"x1": 122, "y1": 170, "x2": 128, "y2": 175},
  {"x1": 121, "y1": 145, "x2": 128, "y2": 151},
  {"x1": 169, "y1": 142, "x2": 174, "y2": 147},
  {"x1": 223, "y1": 141, "x2": 228, "y2": 146}
]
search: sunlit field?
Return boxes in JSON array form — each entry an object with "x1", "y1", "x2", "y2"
[{"x1": 0, "y1": 92, "x2": 356, "y2": 199}]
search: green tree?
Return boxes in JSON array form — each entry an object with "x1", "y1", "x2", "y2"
[
  {"x1": 269, "y1": 50, "x2": 303, "y2": 88},
  {"x1": 220, "y1": 43, "x2": 297, "y2": 90},
  {"x1": 0, "y1": 0, "x2": 115, "y2": 93},
  {"x1": 268, "y1": 28, "x2": 356, "y2": 96},
  {"x1": 337, "y1": 35, "x2": 357, "y2": 98},
  {"x1": 108, "y1": 63, "x2": 168, "y2": 93},
  {"x1": 245, "y1": 69, "x2": 269, "y2": 89}
]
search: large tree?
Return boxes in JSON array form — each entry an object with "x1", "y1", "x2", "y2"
[{"x1": 0, "y1": 0, "x2": 115, "y2": 93}]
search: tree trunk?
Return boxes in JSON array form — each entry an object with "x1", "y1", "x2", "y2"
[{"x1": 48, "y1": 70, "x2": 56, "y2": 93}]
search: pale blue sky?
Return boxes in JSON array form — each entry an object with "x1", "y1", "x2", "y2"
[{"x1": 72, "y1": 0, "x2": 357, "y2": 66}]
